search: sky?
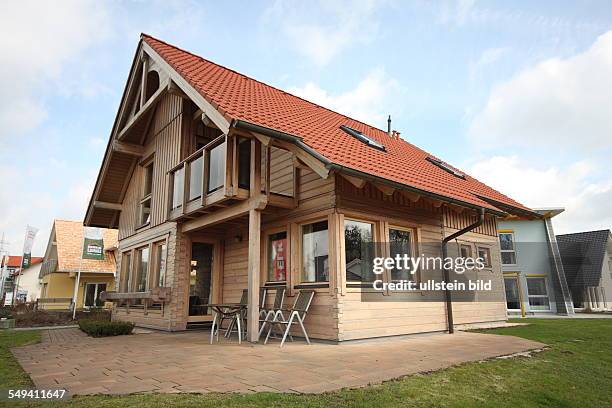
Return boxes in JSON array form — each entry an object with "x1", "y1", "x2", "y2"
[{"x1": 1, "y1": 0, "x2": 611, "y2": 256}]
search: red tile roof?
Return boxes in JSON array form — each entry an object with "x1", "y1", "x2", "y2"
[
  {"x1": 142, "y1": 34, "x2": 531, "y2": 214},
  {"x1": 1, "y1": 255, "x2": 43, "y2": 268}
]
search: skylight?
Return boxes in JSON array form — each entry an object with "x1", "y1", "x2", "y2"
[
  {"x1": 426, "y1": 157, "x2": 465, "y2": 179},
  {"x1": 339, "y1": 125, "x2": 385, "y2": 151}
]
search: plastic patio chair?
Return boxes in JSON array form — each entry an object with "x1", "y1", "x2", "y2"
[{"x1": 263, "y1": 290, "x2": 315, "y2": 347}]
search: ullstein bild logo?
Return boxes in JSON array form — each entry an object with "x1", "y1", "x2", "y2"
[{"x1": 370, "y1": 254, "x2": 492, "y2": 292}]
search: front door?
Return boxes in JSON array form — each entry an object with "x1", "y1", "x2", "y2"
[
  {"x1": 84, "y1": 283, "x2": 107, "y2": 308},
  {"x1": 188, "y1": 242, "x2": 214, "y2": 322}
]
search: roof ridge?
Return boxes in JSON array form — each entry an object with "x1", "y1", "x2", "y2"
[{"x1": 140, "y1": 33, "x2": 392, "y2": 140}]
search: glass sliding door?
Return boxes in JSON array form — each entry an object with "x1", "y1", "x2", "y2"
[{"x1": 504, "y1": 276, "x2": 522, "y2": 311}]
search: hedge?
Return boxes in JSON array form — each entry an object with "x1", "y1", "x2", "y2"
[{"x1": 78, "y1": 318, "x2": 134, "y2": 337}]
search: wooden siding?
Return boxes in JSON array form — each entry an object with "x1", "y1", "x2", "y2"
[{"x1": 118, "y1": 94, "x2": 184, "y2": 240}]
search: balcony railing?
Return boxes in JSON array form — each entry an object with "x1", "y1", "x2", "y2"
[
  {"x1": 39, "y1": 259, "x2": 58, "y2": 278},
  {"x1": 169, "y1": 135, "x2": 230, "y2": 219}
]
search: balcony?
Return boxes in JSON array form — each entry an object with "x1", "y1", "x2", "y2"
[{"x1": 168, "y1": 135, "x2": 297, "y2": 221}]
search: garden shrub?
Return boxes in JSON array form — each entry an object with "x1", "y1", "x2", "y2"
[{"x1": 78, "y1": 318, "x2": 134, "y2": 337}]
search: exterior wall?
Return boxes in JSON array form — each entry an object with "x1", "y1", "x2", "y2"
[
  {"x1": 15, "y1": 263, "x2": 42, "y2": 302},
  {"x1": 597, "y1": 247, "x2": 612, "y2": 308},
  {"x1": 40, "y1": 272, "x2": 115, "y2": 309},
  {"x1": 498, "y1": 219, "x2": 559, "y2": 314}
]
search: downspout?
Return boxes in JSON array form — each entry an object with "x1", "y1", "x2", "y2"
[{"x1": 442, "y1": 207, "x2": 485, "y2": 333}]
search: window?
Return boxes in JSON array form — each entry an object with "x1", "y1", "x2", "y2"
[
  {"x1": 426, "y1": 157, "x2": 465, "y2": 179},
  {"x1": 139, "y1": 162, "x2": 153, "y2": 225},
  {"x1": 389, "y1": 228, "x2": 413, "y2": 281},
  {"x1": 477, "y1": 247, "x2": 492, "y2": 267},
  {"x1": 171, "y1": 167, "x2": 184, "y2": 209},
  {"x1": 345, "y1": 220, "x2": 375, "y2": 282},
  {"x1": 301, "y1": 221, "x2": 329, "y2": 282},
  {"x1": 268, "y1": 232, "x2": 287, "y2": 282},
  {"x1": 499, "y1": 232, "x2": 517, "y2": 265},
  {"x1": 153, "y1": 241, "x2": 167, "y2": 287},
  {"x1": 339, "y1": 125, "x2": 385, "y2": 151},
  {"x1": 237, "y1": 137, "x2": 251, "y2": 189},
  {"x1": 134, "y1": 246, "x2": 150, "y2": 292},
  {"x1": 459, "y1": 244, "x2": 472, "y2": 259},
  {"x1": 526, "y1": 277, "x2": 550, "y2": 311},
  {"x1": 120, "y1": 252, "x2": 131, "y2": 292}
]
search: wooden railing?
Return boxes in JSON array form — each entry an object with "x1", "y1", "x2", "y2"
[{"x1": 39, "y1": 259, "x2": 58, "y2": 278}]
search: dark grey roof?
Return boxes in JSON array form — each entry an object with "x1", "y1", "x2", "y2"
[{"x1": 556, "y1": 230, "x2": 611, "y2": 289}]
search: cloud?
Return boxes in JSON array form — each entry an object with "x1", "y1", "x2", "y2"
[
  {"x1": 262, "y1": 0, "x2": 385, "y2": 66},
  {"x1": 288, "y1": 68, "x2": 399, "y2": 127},
  {"x1": 0, "y1": 0, "x2": 111, "y2": 138},
  {"x1": 469, "y1": 31, "x2": 612, "y2": 151},
  {"x1": 469, "y1": 156, "x2": 612, "y2": 235}
]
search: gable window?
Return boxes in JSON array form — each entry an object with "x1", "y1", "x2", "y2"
[
  {"x1": 526, "y1": 277, "x2": 550, "y2": 311},
  {"x1": 301, "y1": 221, "x2": 329, "y2": 283},
  {"x1": 345, "y1": 219, "x2": 375, "y2": 282},
  {"x1": 267, "y1": 231, "x2": 287, "y2": 282},
  {"x1": 477, "y1": 246, "x2": 492, "y2": 267},
  {"x1": 339, "y1": 125, "x2": 385, "y2": 151},
  {"x1": 139, "y1": 161, "x2": 154, "y2": 226},
  {"x1": 499, "y1": 232, "x2": 517, "y2": 265},
  {"x1": 389, "y1": 228, "x2": 413, "y2": 281}
]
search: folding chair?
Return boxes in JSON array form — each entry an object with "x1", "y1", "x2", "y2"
[
  {"x1": 224, "y1": 289, "x2": 248, "y2": 339},
  {"x1": 258, "y1": 286, "x2": 286, "y2": 338},
  {"x1": 263, "y1": 290, "x2": 315, "y2": 347}
]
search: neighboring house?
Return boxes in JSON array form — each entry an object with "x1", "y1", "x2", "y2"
[
  {"x1": 39, "y1": 220, "x2": 118, "y2": 309},
  {"x1": 498, "y1": 208, "x2": 574, "y2": 316},
  {"x1": 84, "y1": 34, "x2": 538, "y2": 340},
  {"x1": 557, "y1": 230, "x2": 612, "y2": 311},
  {"x1": 1, "y1": 255, "x2": 43, "y2": 302}
]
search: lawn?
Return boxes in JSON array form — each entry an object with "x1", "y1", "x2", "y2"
[{"x1": 2, "y1": 319, "x2": 611, "y2": 407}]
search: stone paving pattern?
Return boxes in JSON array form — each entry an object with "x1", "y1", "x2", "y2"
[{"x1": 12, "y1": 328, "x2": 544, "y2": 395}]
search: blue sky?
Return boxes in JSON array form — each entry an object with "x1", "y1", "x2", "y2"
[{"x1": 1, "y1": 0, "x2": 611, "y2": 255}]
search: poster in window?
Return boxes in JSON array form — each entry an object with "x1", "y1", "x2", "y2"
[{"x1": 271, "y1": 237, "x2": 287, "y2": 281}]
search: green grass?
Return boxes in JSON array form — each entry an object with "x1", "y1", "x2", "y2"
[{"x1": 2, "y1": 319, "x2": 611, "y2": 407}]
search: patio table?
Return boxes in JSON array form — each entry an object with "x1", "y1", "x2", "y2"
[{"x1": 204, "y1": 303, "x2": 248, "y2": 344}]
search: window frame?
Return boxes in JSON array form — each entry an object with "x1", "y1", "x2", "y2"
[
  {"x1": 133, "y1": 245, "x2": 151, "y2": 293},
  {"x1": 264, "y1": 227, "x2": 289, "y2": 284},
  {"x1": 526, "y1": 276, "x2": 551, "y2": 311},
  {"x1": 344, "y1": 217, "x2": 377, "y2": 284},
  {"x1": 120, "y1": 251, "x2": 132, "y2": 293},
  {"x1": 299, "y1": 218, "x2": 330, "y2": 284},
  {"x1": 459, "y1": 243, "x2": 472, "y2": 259},
  {"x1": 388, "y1": 225, "x2": 417, "y2": 283},
  {"x1": 477, "y1": 246, "x2": 492, "y2": 268},
  {"x1": 151, "y1": 240, "x2": 168, "y2": 288},
  {"x1": 138, "y1": 158, "x2": 154, "y2": 228},
  {"x1": 499, "y1": 232, "x2": 517, "y2": 265}
]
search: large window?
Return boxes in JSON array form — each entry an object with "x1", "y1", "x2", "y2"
[
  {"x1": 526, "y1": 277, "x2": 550, "y2": 311},
  {"x1": 301, "y1": 221, "x2": 329, "y2": 282},
  {"x1": 237, "y1": 137, "x2": 251, "y2": 189},
  {"x1": 267, "y1": 231, "x2": 287, "y2": 282},
  {"x1": 345, "y1": 220, "x2": 375, "y2": 282},
  {"x1": 153, "y1": 241, "x2": 167, "y2": 287},
  {"x1": 499, "y1": 232, "x2": 517, "y2": 265},
  {"x1": 389, "y1": 228, "x2": 413, "y2": 281},
  {"x1": 134, "y1": 246, "x2": 150, "y2": 292},
  {"x1": 139, "y1": 162, "x2": 153, "y2": 225},
  {"x1": 120, "y1": 252, "x2": 131, "y2": 292}
]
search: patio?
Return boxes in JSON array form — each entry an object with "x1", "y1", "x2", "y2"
[{"x1": 12, "y1": 328, "x2": 545, "y2": 395}]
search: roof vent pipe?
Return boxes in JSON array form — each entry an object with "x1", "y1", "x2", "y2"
[{"x1": 387, "y1": 115, "x2": 392, "y2": 137}]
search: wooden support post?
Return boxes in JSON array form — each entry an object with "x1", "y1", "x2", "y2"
[{"x1": 247, "y1": 208, "x2": 261, "y2": 342}]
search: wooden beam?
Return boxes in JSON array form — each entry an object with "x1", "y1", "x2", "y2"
[
  {"x1": 117, "y1": 82, "x2": 166, "y2": 141},
  {"x1": 140, "y1": 55, "x2": 148, "y2": 109},
  {"x1": 250, "y1": 138, "x2": 262, "y2": 197},
  {"x1": 142, "y1": 42, "x2": 231, "y2": 134},
  {"x1": 251, "y1": 131, "x2": 271, "y2": 146},
  {"x1": 374, "y1": 183, "x2": 395, "y2": 196},
  {"x1": 247, "y1": 208, "x2": 261, "y2": 342},
  {"x1": 401, "y1": 190, "x2": 421, "y2": 203},
  {"x1": 112, "y1": 140, "x2": 144, "y2": 157},
  {"x1": 342, "y1": 174, "x2": 366, "y2": 189},
  {"x1": 167, "y1": 80, "x2": 188, "y2": 99},
  {"x1": 181, "y1": 196, "x2": 267, "y2": 232},
  {"x1": 93, "y1": 201, "x2": 122, "y2": 211},
  {"x1": 273, "y1": 139, "x2": 329, "y2": 179},
  {"x1": 431, "y1": 198, "x2": 443, "y2": 208}
]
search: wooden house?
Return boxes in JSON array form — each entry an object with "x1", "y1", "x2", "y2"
[{"x1": 85, "y1": 34, "x2": 538, "y2": 341}]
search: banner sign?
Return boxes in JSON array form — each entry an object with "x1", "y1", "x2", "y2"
[
  {"x1": 20, "y1": 225, "x2": 38, "y2": 270},
  {"x1": 82, "y1": 227, "x2": 104, "y2": 260}
]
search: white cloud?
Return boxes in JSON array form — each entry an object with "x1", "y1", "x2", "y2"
[
  {"x1": 469, "y1": 156, "x2": 612, "y2": 234},
  {"x1": 469, "y1": 30, "x2": 612, "y2": 150},
  {"x1": 288, "y1": 68, "x2": 399, "y2": 127},
  {"x1": 0, "y1": 0, "x2": 111, "y2": 138},
  {"x1": 262, "y1": 0, "x2": 385, "y2": 66}
]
